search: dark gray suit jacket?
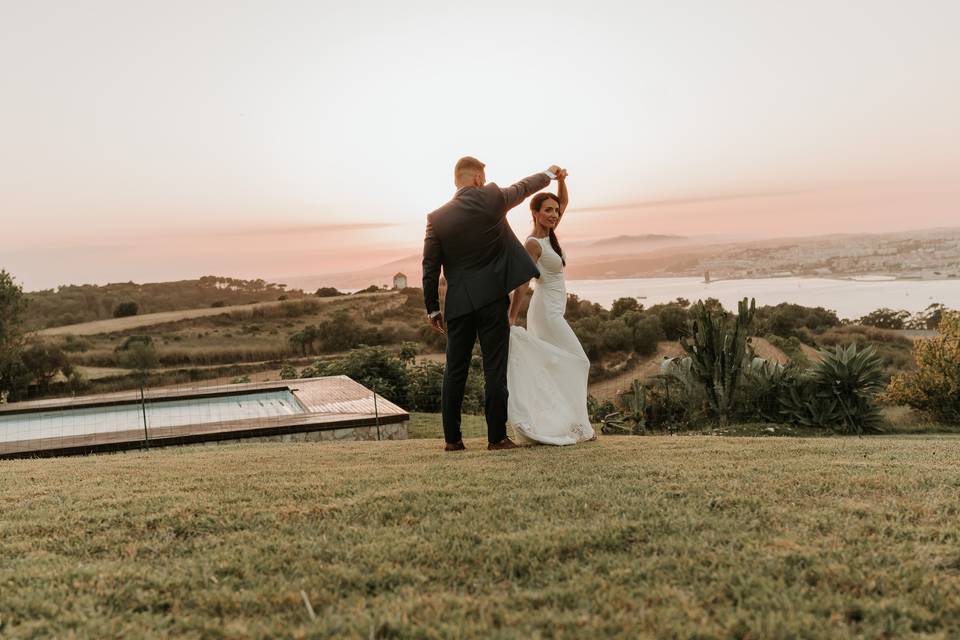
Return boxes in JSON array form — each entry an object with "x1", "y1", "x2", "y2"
[{"x1": 422, "y1": 173, "x2": 550, "y2": 321}]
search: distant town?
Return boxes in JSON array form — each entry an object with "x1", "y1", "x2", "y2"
[{"x1": 686, "y1": 229, "x2": 960, "y2": 281}]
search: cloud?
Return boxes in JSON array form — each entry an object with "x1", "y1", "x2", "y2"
[
  {"x1": 181, "y1": 222, "x2": 400, "y2": 238},
  {"x1": 570, "y1": 189, "x2": 816, "y2": 213}
]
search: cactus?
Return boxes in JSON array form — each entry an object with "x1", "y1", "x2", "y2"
[{"x1": 680, "y1": 297, "x2": 756, "y2": 424}]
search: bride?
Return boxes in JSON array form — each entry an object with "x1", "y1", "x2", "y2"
[{"x1": 507, "y1": 170, "x2": 596, "y2": 445}]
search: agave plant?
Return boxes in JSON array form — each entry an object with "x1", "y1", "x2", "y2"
[
  {"x1": 658, "y1": 356, "x2": 696, "y2": 393},
  {"x1": 781, "y1": 344, "x2": 885, "y2": 435},
  {"x1": 812, "y1": 343, "x2": 885, "y2": 435},
  {"x1": 739, "y1": 357, "x2": 795, "y2": 423},
  {"x1": 619, "y1": 379, "x2": 648, "y2": 433},
  {"x1": 599, "y1": 411, "x2": 629, "y2": 435},
  {"x1": 602, "y1": 379, "x2": 648, "y2": 435}
]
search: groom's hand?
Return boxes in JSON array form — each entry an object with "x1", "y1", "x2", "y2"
[{"x1": 427, "y1": 312, "x2": 446, "y2": 335}]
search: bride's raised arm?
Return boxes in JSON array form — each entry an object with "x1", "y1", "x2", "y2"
[{"x1": 557, "y1": 170, "x2": 569, "y2": 222}]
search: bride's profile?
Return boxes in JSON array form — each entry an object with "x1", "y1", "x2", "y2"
[{"x1": 507, "y1": 170, "x2": 595, "y2": 445}]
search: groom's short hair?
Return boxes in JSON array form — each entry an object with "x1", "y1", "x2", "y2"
[{"x1": 455, "y1": 156, "x2": 485, "y2": 180}]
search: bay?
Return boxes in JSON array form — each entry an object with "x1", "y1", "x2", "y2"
[{"x1": 565, "y1": 277, "x2": 960, "y2": 319}]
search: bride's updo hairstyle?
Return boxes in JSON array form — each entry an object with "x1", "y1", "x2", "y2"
[{"x1": 530, "y1": 193, "x2": 566, "y2": 266}]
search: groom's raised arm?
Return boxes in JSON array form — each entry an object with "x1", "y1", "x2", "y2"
[
  {"x1": 497, "y1": 172, "x2": 551, "y2": 215},
  {"x1": 422, "y1": 217, "x2": 443, "y2": 315}
]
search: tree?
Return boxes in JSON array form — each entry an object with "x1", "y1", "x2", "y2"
[
  {"x1": 20, "y1": 342, "x2": 72, "y2": 394},
  {"x1": 907, "y1": 303, "x2": 946, "y2": 330},
  {"x1": 0, "y1": 270, "x2": 27, "y2": 401},
  {"x1": 315, "y1": 287, "x2": 344, "y2": 297},
  {"x1": 611, "y1": 297, "x2": 641, "y2": 318},
  {"x1": 857, "y1": 308, "x2": 910, "y2": 330},
  {"x1": 648, "y1": 303, "x2": 689, "y2": 340}
]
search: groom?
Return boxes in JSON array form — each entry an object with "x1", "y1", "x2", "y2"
[{"x1": 422, "y1": 156, "x2": 561, "y2": 451}]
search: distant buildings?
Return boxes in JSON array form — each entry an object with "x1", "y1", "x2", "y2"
[{"x1": 393, "y1": 272, "x2": 408, "y2": 290}]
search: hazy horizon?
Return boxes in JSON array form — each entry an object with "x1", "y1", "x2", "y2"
[{"x1": 3, "y1": 1, "x2": 959, "y2": 291}]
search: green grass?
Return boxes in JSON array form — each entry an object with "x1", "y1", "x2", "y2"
[
  {"x1": 407, "y1": 412, "x2": 960, "y2": 440},
  {"x1": 2, "y1": 433, "x2": 960, "y2": 638},
  {"x1": 408, "y1": 412, "x2": 490, "y2": 440}
]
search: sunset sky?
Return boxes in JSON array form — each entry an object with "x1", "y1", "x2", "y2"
[{"x1": 2, "y1": 1, "x2": 958, "y2": 291}]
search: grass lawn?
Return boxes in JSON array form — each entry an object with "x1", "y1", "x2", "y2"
[
  {"x1": 406, "y1": 412, "x2": 960, "y2": 440},
  {"x1": 2, "y1": 431, "x2": 959, "y2": 638}
]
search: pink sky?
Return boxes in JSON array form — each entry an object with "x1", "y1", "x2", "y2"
[{"x1": 2, "y1": 1, "x2": 958, "y2": 290}]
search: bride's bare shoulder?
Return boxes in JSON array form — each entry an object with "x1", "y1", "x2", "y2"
[{"x1": 524, "y1": 237, "x2": 543, "y2": 260}]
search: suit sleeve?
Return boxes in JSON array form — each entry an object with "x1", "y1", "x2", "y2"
[
  {"x1": 422, "y1": 217, "x2": 443, "y2": 314},
  {"x1": 498, "y1": 172, "x2": 551, "y2": 215}
]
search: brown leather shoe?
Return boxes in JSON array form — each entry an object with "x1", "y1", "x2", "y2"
[
  {"x1": 487, "y1": 437, "x2": 518, "y2": 451},
  {"x1": 444, "y1": 440, "x2": 466, "y2": 451}
]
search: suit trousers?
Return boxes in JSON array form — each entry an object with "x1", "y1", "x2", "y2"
[{"x1": 442, "y1": 296, "x2": 511, "y2": 444}]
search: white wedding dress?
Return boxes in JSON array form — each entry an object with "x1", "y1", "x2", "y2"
[{"x1": 508, "y1": 236, "x2": 595, "y2": 445}]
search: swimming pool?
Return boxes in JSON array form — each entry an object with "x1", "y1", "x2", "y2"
[{"x1": 0, "y1": 390, "x2": 306, "y2": 444}]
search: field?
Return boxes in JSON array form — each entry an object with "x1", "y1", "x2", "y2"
[
  {"x1": 34, "y1": 299, "x2": 298, "y2": 337},
  {"x1": 2, "y1": 431, "x2": 959, "y2": 638}
]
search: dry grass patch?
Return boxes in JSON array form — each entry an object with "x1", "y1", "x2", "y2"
[{"x1": 1, "y1": 435, "x2": 959, "y2": 638}]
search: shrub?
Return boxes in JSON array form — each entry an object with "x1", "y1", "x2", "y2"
[
  {"x1": 736, "y1": 358, "x2": 798, "y2": 423},
  {"x1": 781, "y1": 344, "x2": 885, "y2": 435},
  {"x1": 406, "y1": 361, "x2": 444, "y2": 412},
  {"x1": 119, "y1": 342, "x2": 159, "y2": 375},
  {"x1": 883, "y1": 312, "x2": 960, "y2": 423},
  {"x1": 755, "y1": 303, "x2": 840, "y2": 340},
  {"x1": 648, "y1": 303, "x2": 689, "y2": 340},
  {"x1": 628, "y1": 313, "x2": 665, "y2": 356},
  {"x1": 315, "y1": 287, "x2": 343, "y2": 297},
  {"x1": 115, "y1": 335, "x2": 154, "y2": 352},
  {"x1": 587, "y1": 395, "x2": 617, "y2": 423},
  {"x1": 763, "y1": 334, "x2": 810, "y2": 368},
  {"x1": 301, "y1": 345, "x2": 486, "y2": 414},
  {"x1": 113, "y1": 301, "x2": 139, "y2": 318},
  {"x1": 355, "y1": 285, "x2": 381, "y2": 294},
  {"x1": 643, "y1": 375, "x2": 697, "y2": 429},
  {"x1": 304, "y1": 346, "x2": 410, "y2": 406},
  {"x1": 61, "y1": 335, "x2": 92, "y2": 353}
]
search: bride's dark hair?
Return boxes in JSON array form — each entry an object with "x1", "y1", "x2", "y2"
[{"x1": 529, "y1": 193, "x2": 565, "y2": 266}]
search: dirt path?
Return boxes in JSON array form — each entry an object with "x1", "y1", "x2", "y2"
[{"x1": 588, "y1": 337, "x2": 792, "y2": 400}]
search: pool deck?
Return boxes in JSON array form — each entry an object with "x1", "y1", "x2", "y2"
[{"x1": 0, "y1": 376, "x2": 408, "y2": 459}]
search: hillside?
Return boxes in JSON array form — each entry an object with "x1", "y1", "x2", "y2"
[
  {"x1": 288, "y1": 227, "x2": 960, "y2": 290},
  {"x1": 25, "y1": 290, "x2": 420, "y2": 399},
  {"x1": 35, "y1": 292, "x2": 383, "y2": 337},
  {"x1": 2, "y1": 435, "x2": 958, "y2": 637},
  {"x1": 23, "y1": 276, "x2": 307, "y2": 331}
]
